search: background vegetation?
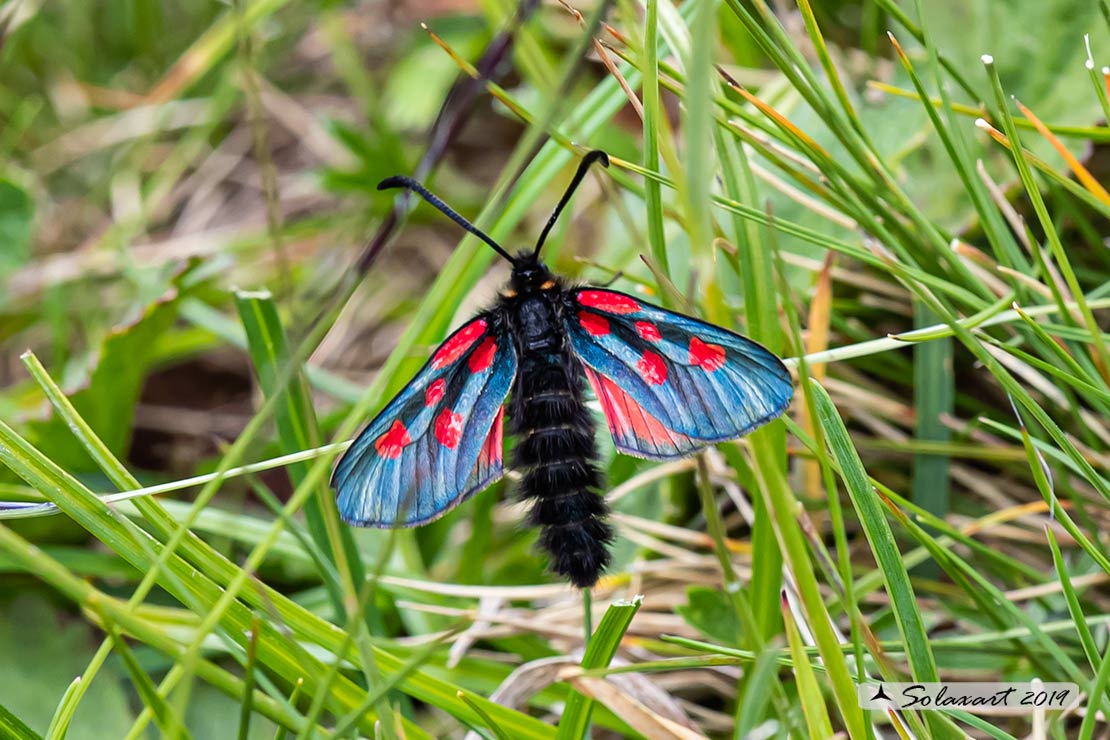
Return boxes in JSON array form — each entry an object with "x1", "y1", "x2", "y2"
[{"x1": 1, "y1": 0, "x2": 1109, "y2": 737}]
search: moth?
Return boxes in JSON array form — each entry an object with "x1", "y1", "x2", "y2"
[{"x1": 332, "y1": 151, "x2": 794, "y2": 588}]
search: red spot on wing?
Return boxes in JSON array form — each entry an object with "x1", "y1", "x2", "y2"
[
  {"x1": 431, "y1": 319, "x2": 488, "y2": 369},
  {"x1": 689, "y1": 336, "x2": 726, "y2": 372},
  {"x1": 434, "y1": 409, "x2": 464, "y2": 449},
  {"x1": 637, "y1": 350, "x2": 667, "y2": 385},
  {"x1": 374, "y1": 420, "x2": 411, "y2": 459},
  {"x1": 635, "y1": 321, "x2": 661, "y2": 342},
  {"x1": 578, "y1": 311, "x2": 610, "y2": 336},
  {"x1": 425, "y1": 378, "x2": 446, "y2": 407},
  {"x1": 468, "y1": 337, "x2": 497, "y2": 373},
  {"x1": 578, "y1": 290, "x2": 641, "y2": 314}
]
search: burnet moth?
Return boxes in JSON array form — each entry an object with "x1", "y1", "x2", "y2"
[{"x1": 332, "y1": 151, "x2": 794, "y2": 588}]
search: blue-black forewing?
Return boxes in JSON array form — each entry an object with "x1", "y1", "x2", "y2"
[
  {"x1": 332, "y1": 314, "x2": 516, "y2": 526},
  {"x1": 565, "y1": 289, "x2": 793, "y2": 459}
]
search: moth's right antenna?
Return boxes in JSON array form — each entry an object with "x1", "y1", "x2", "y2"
[{"x1": 532, "y1": 150, "x2": 610, "y2": 259}]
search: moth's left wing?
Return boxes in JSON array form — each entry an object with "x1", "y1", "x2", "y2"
[
  {"x1": 332, "y1": 314, "x2": 516, "y2": 526},
  {"x1": 565, "y1": 289, "x2": 793, "y2": 459}
]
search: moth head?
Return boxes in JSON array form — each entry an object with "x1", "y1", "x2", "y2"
[{"x1": 509, "y1": 252, "x2": 556, "y2": 293}]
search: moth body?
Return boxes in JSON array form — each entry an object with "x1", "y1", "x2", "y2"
[{"x1": 501, "y1": 257, "x2": 612, "y2": 587}]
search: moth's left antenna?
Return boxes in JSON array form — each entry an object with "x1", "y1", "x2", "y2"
[{"x1": 378, "y1": 176, "x2": 518, "y2": 265}]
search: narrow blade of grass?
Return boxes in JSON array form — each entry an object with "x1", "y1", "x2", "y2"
[
  {"x1": 97, "y1": 608, "x2": 193, "y2": 740},
  {"x1": 555, "y1": 597, "x2": 642, "y2": 740},
  {"x1": 810, "y1": 380, "x2": 951, "y2": 738},
  {"x1": 781, "y1": 593, "x2": 835, "y2": 739},
  {"x1": 235, "y1": 289, "x2": 367, "y2": 617},
  {"x1": 911, "y1": 302, "x2": 952, "y2": 576},
  {"x1": 44, "y1": 677, "x2": 83, "y2": 740},
  {"x1": 0, "y1": 702, "x2": 42, "y2": 740}
]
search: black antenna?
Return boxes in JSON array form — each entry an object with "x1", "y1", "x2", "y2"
[
  {"x1": 533, "y1": 150, "x2": 610, "y2": 258},
  {"x1": 378, "y1": 176, "x2": 518, "y2": 265}
]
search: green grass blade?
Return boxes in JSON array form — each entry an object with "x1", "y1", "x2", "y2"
[
  {"x1": 811, "y1": 380, "x2": 938, "y2": 681},
  {"x1": 982, "y1": 57, "x2": 1110, "y2": 379},
  {"x1": 237, "y1": 614, "x2": 262, "y2": 740},
  {"x1": 748, "y1": 441, "x2": 867, "y2": 737},
  {"x1": 556, "y1": 597, "x2": 642, "y2": 740},
  {"x1": 98, "y1": 609, "x2": 193, "y2": 740},
  {"x1": 641, "y1": 0, "x2": 669, "y2": 277},
  {"x1": 0, "y1": 702, "x2": 42, "y2": 740},
  {"x1": 43, "y1": 677, "x2": 83, "y2": 740},
  {"x1": 680, "y1": 0, "x2": 717, "y2": 260},
  {"x1": 0, "y1": 416, "x2": 549, "y2": 738},
  {"x1": 1078, "y1": 640, "x2": 1110, "y2": 740},
  {"x1": 782, "y1": 595, "x2": 835, "y2": 739},
  {"x1": 911, "y1": 302, "x2": 952, "y2": 574},
  {"x1": 456, "y1": 691, "x2": 512, "y2": 740},
  {"x1": 235, "y1": 289, "x2": 367, "y2": 616}
]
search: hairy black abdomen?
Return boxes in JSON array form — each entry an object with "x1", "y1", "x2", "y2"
[{"x1": 509, "y1": 352, "x2": 612, "y2": 588}]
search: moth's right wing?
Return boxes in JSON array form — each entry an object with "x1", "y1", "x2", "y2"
[{"x1": 564, "y1": 289, "x2": 793, "y2": 460}]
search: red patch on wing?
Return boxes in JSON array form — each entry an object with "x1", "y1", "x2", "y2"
[
  {"x1": 635, "y1": 321, "x2": 661, "y2": 342},
  {"x1": 578, "y1": 311, "x2": 610, "y2": 336},
  {"x1": 425, "y1": 378, "x2": 446, "y2": 407},
  {"x1": 434, "y1": 409, "x2": 464, "y2": 449},
  {"x1": 468, "y1": 337, "x2": 497, "y2": 373},
  {"x1": 374, "y1": 420, "x2": 411, "y2": 459},
  {"x1": 578, "y1": 290, "x2": 640, "y2": 314},
  {"x1": 431, "y1": 319, "x2": 487, "y2": 369},
  {"x1": 477, "y1": 407, "x2": 504, "y2": 470},
  {"x1": 689, "y1": 336, "x2": 726, "y2": 372},
  {"x1": 637, "y1": 350, "x2": 667, "y2": 385},
  {"x1": 585, "y1": 368, "x2": 684, "y2": 450}
]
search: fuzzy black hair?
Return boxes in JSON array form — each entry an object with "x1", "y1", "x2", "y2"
[{"x1": 508, "y1": 349, "x2": 612, "y2": 588}]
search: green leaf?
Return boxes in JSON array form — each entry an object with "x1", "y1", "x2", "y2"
[
  {"x1": 0, "y1": 417, "x2": 550, "y2": 738},
  {"x1": 235, "y1": 289, "x2": 368, "y2": 622},
  {"x1": 25, "y1": 260, "x2": 204, "y2": 472},
  {"x1": 783, "y1": 596, "x2": 834, "y2": 740},
  {"x1": 98, "y1": 611, "x2": 192, "y2": 740},
  {"x1": 911, "y1": 302, "x2": 952, "y2": 575},
  {"x1": 675, "y1": 586, "x2": 743, "y2": 647},
  {"x1": 0, "y1": 595, "x2": 132, "y2": 740}
]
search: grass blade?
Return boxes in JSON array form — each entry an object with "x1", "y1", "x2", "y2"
[
  {"x1": 556, "y1": 597, "x2": 642, "y2": 740},
  {"x1": 0, "y1": 702, "x2": 42, "y2": 740},
  {"x1": 235, "y1": 289, "x2": 368, "y2": 616}
]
